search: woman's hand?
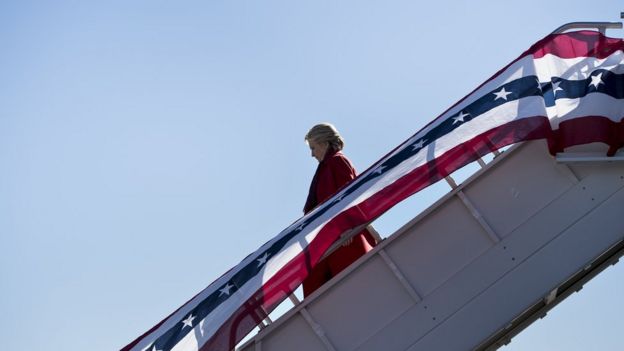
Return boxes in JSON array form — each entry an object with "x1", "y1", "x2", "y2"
[{"x1": 341, "y1": 237, "x2": 353, "y2": 247}]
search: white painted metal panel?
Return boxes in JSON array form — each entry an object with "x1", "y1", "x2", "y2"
[
  {"x1": 463, "y1": 141, "x2": 576, "y2": 238},
  {"x1": 258, "y1": 314, "x2": 328, "y2": 351},
  {"x1": 385, "y1": 196, "x2": 495, "y2": 297},
  {"x1": 307, "y1": 256, "x2": 415, "y2": 351},
  {"x1": 408, "y1": 188, "x2": 624, "y2": 351},
  {"x1": 237, "y1": 140, "x2": 624, "y2": 351}
]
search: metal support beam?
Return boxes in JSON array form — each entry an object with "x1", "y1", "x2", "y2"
[
  {"x1": 288, "y1": 294, "x2": 301, "y2": 305},
  {"x1": 477, "y1": 239, "x2": 624, "y2": 351},
  {"x1": 445, "y1": 176, "x2": 458, "y2": 189},
  {"x1": 378, "y1": 249, "x2": 423, "y2": 303},
  {"x1": 456, "y1": 191, "x2": 501, "y2": 243},
  {"x1": 556, "y1": 153, "x2": 624, "y2": 163},
  {"x1": 554, "y1": 162, "x2": 580, "y2": 184},
  {"x1": 477, "y1": 157, "x2": 487, "y2": 168},
  {"x1": 299, "y1": 308, "x2": 337, "y2": 351}
]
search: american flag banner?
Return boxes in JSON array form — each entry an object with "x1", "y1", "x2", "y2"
[{"x1": 122, "y1": 30, "x2": 623, "y2": 351}]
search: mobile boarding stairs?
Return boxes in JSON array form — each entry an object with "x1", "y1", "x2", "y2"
[{"x1": 238, "y1": 22, "x2": 624, "y2": 351}]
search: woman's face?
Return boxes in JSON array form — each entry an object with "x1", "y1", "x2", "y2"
[{"x1": 309, "y1": 140, "x2": 329, "y2": 162}]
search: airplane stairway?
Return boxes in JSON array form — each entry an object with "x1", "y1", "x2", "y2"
[{"x1": 238, "y1": 140, "x2": 624, "y2": 351}]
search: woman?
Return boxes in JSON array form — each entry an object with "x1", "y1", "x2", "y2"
[{"x1": 302, "y1": 123, "x2": 377, "y2": 297}]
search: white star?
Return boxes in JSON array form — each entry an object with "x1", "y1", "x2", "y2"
[
  {"x1": 373, "y1": 166, "x2": 386, "y2": 175},
  {"x1": 219, "y1": 283, "x2": 234, "y2": 296},
  {"x1": 589, "y1": 72, "x2": 604, "y2": 89},
  {"x1": 181, "y1": 314, "x2": 195, "y2": 329},
  {"x1": 411, "y1": 139, "x2": 426, "y2": 150},
  {"x1": 535, "y1": 78, "x2": 543, "y2": 91},
  {"x1": 452, "y1": 111, "x2": 469, "y2": 125},
  {"x1": 493, "y1": 87, "x2": 512, "y2": 101},
  {"x1": 257, "y1": 253, "x2": 269, "y2": 267},
  {"x1": 552, "y1": 81, "x2": 564, "y2": 94},
  {"x1": 151, "y1": 345, "x2": 162, "y2": 351}
]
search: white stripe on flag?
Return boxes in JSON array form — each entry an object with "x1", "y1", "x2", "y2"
[
  {"x1": 351, "y1": 96, "x2": 548, "y2": 207},
  {"x1": 547, "y1": 93, "x2": 624, "y2": 127},
  {"x1": 534, "y1": 51, "x2": 624, "y2": 81}
]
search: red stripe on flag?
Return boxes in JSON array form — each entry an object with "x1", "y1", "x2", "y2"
[
  {"x1": 398, "y1": 30, "x2": 620, "y2": 159},
  {"x1": 357, "y1": 116, "x2": 553, "y2": 218},
  {"x1": 198, "y1": 205, "x2": 368, "y2": 350},
  {"x1": 530, "y1": 31, "x2": 624, "y2": 59},
  {"x1": 551, "y1": 116, "x2": 624, "y2": 156}
]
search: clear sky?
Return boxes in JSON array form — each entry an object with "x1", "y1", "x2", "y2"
[{"x1": 1, "y1": 1, "x2": 622, "y2": 350}]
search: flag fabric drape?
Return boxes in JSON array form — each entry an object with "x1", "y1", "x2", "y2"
[{"x1": 122, "y1": 30, "x2": 623, "y2": 351}]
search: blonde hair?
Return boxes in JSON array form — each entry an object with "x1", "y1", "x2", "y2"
[{"x1": 305, "y1": 123, "x2": 345, "y2": 151}]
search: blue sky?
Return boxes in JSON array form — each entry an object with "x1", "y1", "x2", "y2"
[{"x1": 1, "y1": 1, "x2": 622, "y2": 350}]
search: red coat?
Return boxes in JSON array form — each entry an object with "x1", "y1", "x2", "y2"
[{"x1": 302, "y1": 148, "x2": 376, "y2": 297}]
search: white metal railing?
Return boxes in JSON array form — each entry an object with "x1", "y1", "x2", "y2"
[{"x1": 552, "y1": 21, "x2": 622, "y2": 34}]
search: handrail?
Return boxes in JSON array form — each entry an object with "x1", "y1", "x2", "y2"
[{"x1": 552, "y1": 21, "x2": 622, "y2": 34}]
